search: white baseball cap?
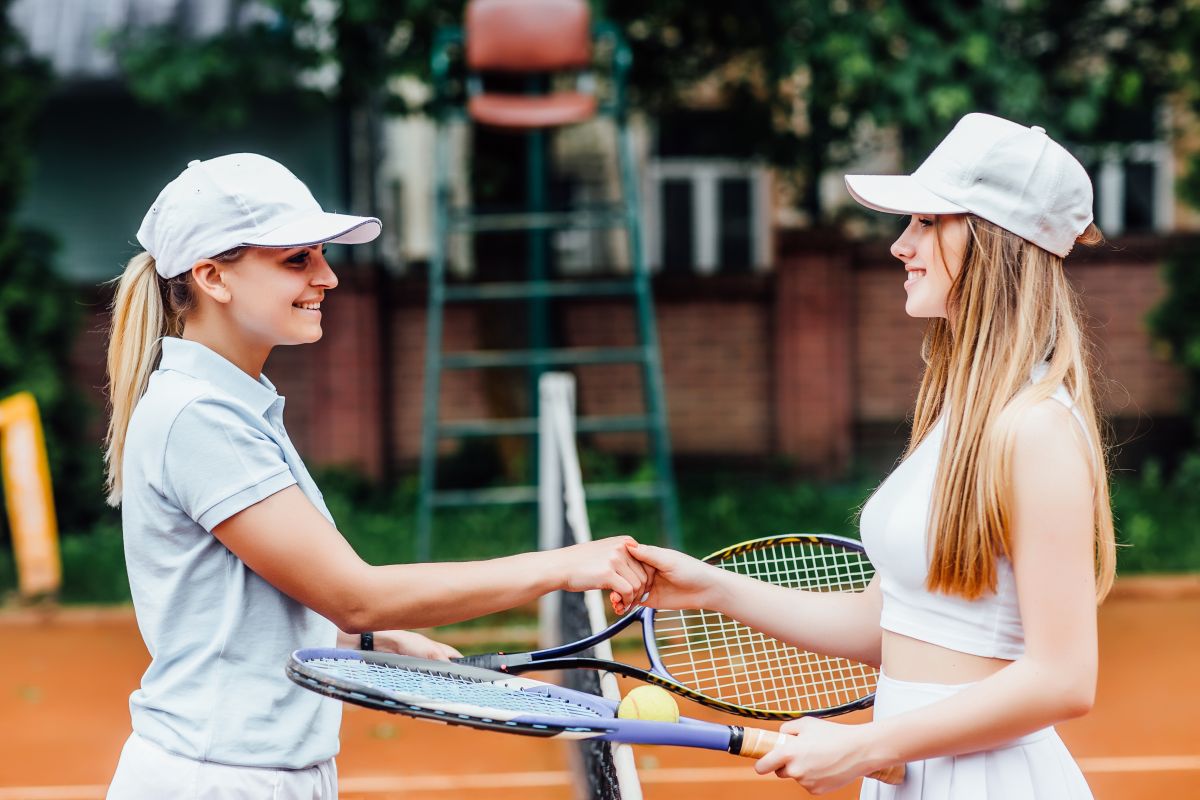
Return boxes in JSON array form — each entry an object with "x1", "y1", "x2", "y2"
[
  {"x1": 845, "y1": 113, "x2": 1093, "y2": 257},
  {"x1": 137, "y1": 153, "x2": 382, "y2": 279}
]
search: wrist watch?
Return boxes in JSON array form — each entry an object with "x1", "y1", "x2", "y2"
[{"x1": 360, "y1": 631, "x2": 374, "y2": 651}]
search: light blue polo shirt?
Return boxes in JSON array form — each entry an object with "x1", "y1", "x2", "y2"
[{"x1": 120, "y1": 336, "x2": 340, "y2": 769}]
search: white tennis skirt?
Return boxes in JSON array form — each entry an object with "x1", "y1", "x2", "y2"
[
  {"x1": 107, "y1": 731, "x2": 337, "y2": 799},
  {"x1": 860, "y1": 672, "x2": 1093, "y2": 800}
]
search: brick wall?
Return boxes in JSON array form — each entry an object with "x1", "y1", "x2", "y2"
[
  {"x1": 557, "y1": 291, "x2": 773, "y2": 456},
  {"x1": 73, "y1": 235, "x2": 1189, "y2": 479},
  {"x1": 849, "y1": 246, "x2": 1186, "y2": 423}
]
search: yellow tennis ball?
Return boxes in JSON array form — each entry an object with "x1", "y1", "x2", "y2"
[{"x1": 616, "y1": 685, "x2": 680, "y2": 722}]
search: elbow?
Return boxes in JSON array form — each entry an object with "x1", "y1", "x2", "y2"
[
  {"x1": 335, "y1": 607, "x2": 372, "y2": 635},
  {"x1": 1059, "y1": 685, "x2": 1095, "y2": 719},
  {"x1": 326, "y1": 571, "x2": 376, "y2": 633},
  {"x1": 1050, "y1": 671, "x2": 1096, "y2": 720}
]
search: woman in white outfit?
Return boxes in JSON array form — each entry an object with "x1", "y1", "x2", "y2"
[{"x1": 628, "y1": 113, "x2": 1114, "y2": 799}]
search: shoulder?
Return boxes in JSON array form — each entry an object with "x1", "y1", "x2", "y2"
[
  {"x1": 140, "y1": 372, "x2": 270, "y2": 452},
  {"x1": 1009, "y1": 399, "x2": 1093, "y2": 499},
  {"x1": 165, "y1": 393, "x2": 275, "y2": 458},
  {"x1": 128, "y1": 371, "x2": 210, "y2": 447},
  {"x1": 153, "y1": 370, "x2": 258, "y2": 422},
  {"x1": 1005, "y1": 401, "x2": 1096, "y2": 569},
  {"x1": 1012, "y1": 399, "x2": 1088, "y2": 460},
  {"x1": 1014, "y1": 396, "x2": 1077, "y2": 435}
]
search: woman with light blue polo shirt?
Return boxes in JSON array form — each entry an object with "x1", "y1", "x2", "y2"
[{"x1": 103, "y1": 154, "x2": 653, "y2": 799}]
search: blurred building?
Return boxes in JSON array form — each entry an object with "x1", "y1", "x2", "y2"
[
  {"x1": 10, "y1": 0, "x2": 346, "y2": 283},
  {"x1": 10, "y1": 0, "x2": 1193, "y2": 480}
]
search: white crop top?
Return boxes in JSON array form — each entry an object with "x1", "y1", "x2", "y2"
[{"x1": 859, "y1": 368, "x2": 1088, "y2": 660}]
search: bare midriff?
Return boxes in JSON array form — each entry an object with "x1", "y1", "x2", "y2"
[{"x1": 881, "y1": 630, "x2": 1012, "y2": 684}]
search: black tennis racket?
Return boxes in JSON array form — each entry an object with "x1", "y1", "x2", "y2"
[
  {"x1": 287, "y1": 648, "x2": 904, "y2": 784},
  {"x1": 455, "y1": 533, "x2": 879, "y2": 721}
]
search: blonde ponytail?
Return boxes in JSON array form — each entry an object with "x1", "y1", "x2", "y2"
[{"x1": 103, "y1": 252, "x2": 192, "y2": 506}]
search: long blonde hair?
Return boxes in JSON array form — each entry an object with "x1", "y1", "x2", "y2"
[
  {"x1": 103, "y1": 248, "x2": 243, "y2": 505},
  {"x1": 907, "y1": 216, "x2": 1116, "y2": 602}
]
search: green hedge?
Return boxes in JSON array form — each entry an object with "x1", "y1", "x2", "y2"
[
  {"x1": 1108, "y1": 454, "x2": 1200, "y2": 573},
  {"x1": 0, "y1": 461, "x2": 1196, "y2": 606}
]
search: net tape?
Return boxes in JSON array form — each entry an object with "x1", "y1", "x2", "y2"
[{"x1": 544, "y1": 373, "x2": 635, "y2": 800}]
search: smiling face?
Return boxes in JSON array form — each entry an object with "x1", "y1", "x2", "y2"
[
  {"x1": 214, "y1": 245, "x2": 338, "y2": 348},
  {"x1": 890, "y1": 214, "x2": 969, "y2": 318},
  {"x1": 192, "y1": 242, "x2": 336, "y2": 352}
]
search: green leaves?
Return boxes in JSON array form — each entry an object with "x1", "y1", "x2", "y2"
[
  {"x1": 98, "y1": 1, "x2": 1200, "y2": 221},
  {"x1": 112, "y1": 18, "x2": 330, "y2": 129},
  {"x1": 1148, "y1": 241, "x2": 1200, "y2": 438},
  {"x1": 1111, "y1": 455, "x2": 1200, "y2": 573},
  {"x1": 4, "y1": 459, "x2": 1192, "y2": 602},
  {"x1": 0, "y1": 2, "x2": 103, "y2": 543}
]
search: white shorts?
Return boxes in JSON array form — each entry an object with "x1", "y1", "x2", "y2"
[
  {"x1": 860, "y1": 672, "x2": 1093, "y2": 800},
  {"x1": 107, "y1": 731, "x2": 338, "y2": 800}
]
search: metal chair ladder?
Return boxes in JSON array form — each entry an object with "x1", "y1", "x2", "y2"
[{"x1": 416, "y1": 0, "x2": 681, "y2": 561}]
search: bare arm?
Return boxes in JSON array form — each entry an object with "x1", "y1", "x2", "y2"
[
  {"x1": 212, "y1": 485, "x2": 650, "y2": 632},
  {"x1": 863, "y1": 401, "x2": 1098, "y2": 753},
  {"x1": 631, "y1": 544, "x2": 884, "y2": 666},
  {"x1": 336, "y1": 627, "x2": 462, "y2": 660},
  {"x1": 757, "y1": 400, "x2": 1100, "y2": 792}
]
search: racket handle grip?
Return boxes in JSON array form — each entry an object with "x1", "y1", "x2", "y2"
[{"x1": 735, "y1": 728, "x2": 906, "y2": 785}]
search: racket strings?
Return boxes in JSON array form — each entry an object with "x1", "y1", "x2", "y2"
[
  {"x1": 655, "y1": 618, "x2": 875, "y2": 710},
  {"x1": 653, "y1": 540, "x2": 878, "y2": 714},
  {"x1": 304, "y1": 657, "x2": 604, "y2": 719}
]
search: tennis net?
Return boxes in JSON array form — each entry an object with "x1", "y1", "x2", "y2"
[{"x1": 538, "y1": 373, "x2": 643, "y2": 800}]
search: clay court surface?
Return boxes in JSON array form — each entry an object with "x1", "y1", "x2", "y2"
[{"x1": 1, "y1": 579, "x2": 1197, "y2": 799}]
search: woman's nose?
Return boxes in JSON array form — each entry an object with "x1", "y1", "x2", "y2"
[
  {"x1": 890, "y1": 232, "x2": 915, "y2": 261},
  {"x1": 314, "y1": 258, "x2": 339, "y2": 289}
]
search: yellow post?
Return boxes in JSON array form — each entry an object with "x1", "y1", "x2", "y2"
[{"x1": 0, "y1": 392, "x2": 61, "y2": 598}]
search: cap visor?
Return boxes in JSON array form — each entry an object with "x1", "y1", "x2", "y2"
[
  {"x1": 844, "y1": 175, "x2": 966, "y2": 216},
  {"x1": 242, "y1": 211, "x2": 382, "y2": 248}
]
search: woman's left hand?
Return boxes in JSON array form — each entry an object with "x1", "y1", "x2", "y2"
[
  {"x1": 372, "y1": 630, "x2": 463, "y2": 661},
  {"x1": 754, "y1": 718, "x2": 880, "y2": 795}
]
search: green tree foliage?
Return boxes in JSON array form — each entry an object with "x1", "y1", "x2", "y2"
[
  {"x1": 111, "y1": 1, "x2": 1200, "y2": 222},
  {"x1": 605, "y1": 0, "x2": 1199, "y2": 218},
  {"x1": 1148, "y1": 240, "x2": 1200, "y2": 440},
  {"x1": 112, "y1": 0, "x2": 463, "y2": 124},
  {"x1": 0, "y1": 1, "x2": 101, "y2": 534},
  {"x1": 111, "y1": 0, "x2": 329, "y2": 128}
]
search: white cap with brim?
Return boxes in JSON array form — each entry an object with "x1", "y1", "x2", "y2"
[
  {"x1": 844, "y1": 113, "x2": 1094, "y2": 258},
  {"x1": 138, "y1": 153, "x2": 382, "y2": 279},
  {"x1": 844, "y1": 174, "x2": 967, "y2": 216},
  {"x1": 243, "y1": 212, "x2": 381, "y2": 248}
]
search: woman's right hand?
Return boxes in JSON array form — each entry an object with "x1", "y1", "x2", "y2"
[
  {"x1": 557, "y1": 536, "x2": 654, "y2": 613},
  {"x1": 626, "y1": 543, "x2": 726, "y2": 612}
]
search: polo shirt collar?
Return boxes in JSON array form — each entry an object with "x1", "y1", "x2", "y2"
[{"x1": 158, "y1": 337, "x2": 282, "y2": 417}]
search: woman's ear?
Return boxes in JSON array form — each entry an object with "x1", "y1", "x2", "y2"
[{"x1": 190, "y1": 260, "x2": 231, "y2": 304}]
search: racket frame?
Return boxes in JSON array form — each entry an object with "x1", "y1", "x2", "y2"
[
  {"x1": 289, "y1": 649, "x2": 906, "y2": 785},
  {"x1": 289, "y1": 648, "x2": 753, "y2": 752}
]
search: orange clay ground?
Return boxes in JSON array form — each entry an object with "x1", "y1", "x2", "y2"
[{"x1": 0, "y1": 578, "x2": 1197, "y2": 800}]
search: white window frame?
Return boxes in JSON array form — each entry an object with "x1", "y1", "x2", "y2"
[
  {"x1": 642, "y1": 159, "x2": 771, "y2": 274},
  {"x1": 1076, "y1": 141, "x2": 1174, "y2": 236}
]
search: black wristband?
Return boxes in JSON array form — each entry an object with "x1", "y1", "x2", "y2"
[{"x1": 360, "y1": 631, "x2": 374, "y2": 651}]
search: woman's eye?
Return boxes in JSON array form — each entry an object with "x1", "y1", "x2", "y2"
[
  {"x1": 918, "y1": 217, "x2": 934, "y2": 228},
  {"x1": 287, "y1": 253, "x2": 309, "y2": 266}
]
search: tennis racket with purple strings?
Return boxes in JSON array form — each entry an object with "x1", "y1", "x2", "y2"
[{"x1": 287, "y1": 649, "x2": 904, "y2": 784}]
